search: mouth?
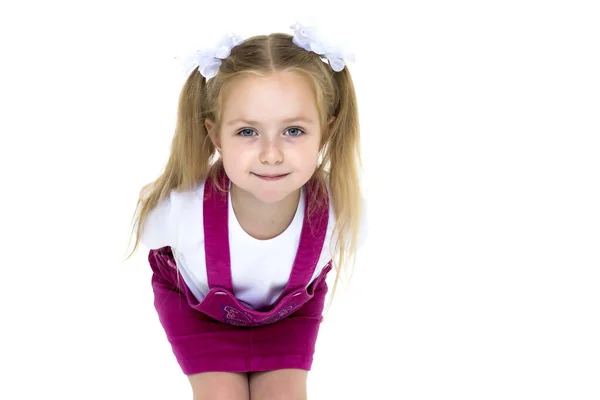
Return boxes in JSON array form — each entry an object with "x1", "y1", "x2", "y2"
[{"x1": 252, "y1": 173, "x2": 289, "y2": 181}]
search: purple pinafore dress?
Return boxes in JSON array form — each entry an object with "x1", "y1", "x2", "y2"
[{"x1": 147, "y1": 169, "x2": 333, "y2": 374}]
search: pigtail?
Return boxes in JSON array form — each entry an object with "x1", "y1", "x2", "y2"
[
  {"x1": 323, "y1": 66, "x2": 363, "y2": 312},
  {"x1": 124, "y1": 69, "x2": 217, "y2": 261},
  {"x1": 175, "y1": 70, "x2": 217, "y2": 189}
]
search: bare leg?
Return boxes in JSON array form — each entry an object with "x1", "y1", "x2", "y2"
[
  {"x1": 188, "y1": 372, "x2": 250, "y2": 400},
  {"x1": 249, "y1": 369, "x2": 308, "y2": 400}
]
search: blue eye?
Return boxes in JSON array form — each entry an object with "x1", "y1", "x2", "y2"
[
  {"x1": 238, "y1": 129, "x2": 256, "y2": 137},
  {"x1": 286, "y1": 128, "x2": 305, "y2": 136}
]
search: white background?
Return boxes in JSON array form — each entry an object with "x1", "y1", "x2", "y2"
[{"x1": 1, "y1": 0, "x2": 599, "y2": 399}]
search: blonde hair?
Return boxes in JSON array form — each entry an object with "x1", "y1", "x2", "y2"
[{"x1": 125, "y1": 32, "x2": 362, "y2": 310}]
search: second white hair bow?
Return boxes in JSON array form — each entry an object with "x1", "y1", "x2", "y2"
[{"x1": 289, "y1": 21, "x2": 355, "y2": 72}]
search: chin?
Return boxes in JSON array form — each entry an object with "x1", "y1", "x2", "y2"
[
  {"x1": 229, "y1": 177, "x2": 303, "y2": 205},
  {"x1": 247, "y1": 185, "x2": 300, "y2": 204}
]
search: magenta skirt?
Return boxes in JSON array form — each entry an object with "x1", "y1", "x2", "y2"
[{"x1": 148, "y1": 247, "x2": 331, "y2": 375}]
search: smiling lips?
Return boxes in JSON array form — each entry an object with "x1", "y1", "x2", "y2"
[{"x1": 253, "y1": 173, "x2": 289, "y2": 181}]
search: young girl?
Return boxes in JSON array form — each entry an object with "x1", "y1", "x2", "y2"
[{"x1": 127, "y1": 21, "x2": 366, "y2": 399}]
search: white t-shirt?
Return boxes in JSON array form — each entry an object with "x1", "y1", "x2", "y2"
[{"x1": 140, "y1": 181, "x2": 367, "y2": 310}]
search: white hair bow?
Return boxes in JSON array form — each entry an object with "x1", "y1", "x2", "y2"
[
  {"x1": 289, "y1": 21, "x2": 355, "y2": 72},
  {"x1": 176, "y1": 33, "x2": 244, "y2": 79}
]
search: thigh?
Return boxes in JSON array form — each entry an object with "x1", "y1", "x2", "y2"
[
  {"x1": 249, "y1": 369, "x2": 308, "y2": 400},
  {"x1": 188, "y1": 372, "x2": 249, "y2": 400}
]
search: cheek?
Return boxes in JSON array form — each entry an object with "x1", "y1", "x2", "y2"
[
  {"x1": 288, "y1": 144, "x2": 319, "y2": 168},
  {"x1": 220, "y1": 139, "x2": 245, "y2": 158},
  {"x1": 300, "y1": 138, "x2": 321, "y2": 159}
]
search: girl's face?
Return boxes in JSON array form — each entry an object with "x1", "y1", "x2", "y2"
[{"x1": 206, "y1": 70, "x2": 323, "y2": 205}]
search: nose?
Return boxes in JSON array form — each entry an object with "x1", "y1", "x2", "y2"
[{"x1": 259, "y1": 138, "x2": 283, "y2": 164}]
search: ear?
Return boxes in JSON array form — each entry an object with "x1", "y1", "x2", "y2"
[{"x1": 204, "y1": 119, "x2": 221, "y2": 152}]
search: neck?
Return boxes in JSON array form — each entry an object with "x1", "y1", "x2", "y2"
[{"x1": 230, "y1": 185, "x2": 301, "y2": 240}]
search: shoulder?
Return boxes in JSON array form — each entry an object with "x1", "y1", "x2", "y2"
[
  {"x1": 324, "y1": 186, "x2": 368, "y2": 250},
  {"x1": 155, "y1": 181, "x2": 205, "y2": 218},
  {"x1": 139, "y1": 181, "x2": 205, "y2": 249}
]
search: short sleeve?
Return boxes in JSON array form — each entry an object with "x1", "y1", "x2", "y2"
[
  {"x1": 138, "y1": 191, "x2": 181, "y2": 250},
  {"x1": 357, "y1": 196, "x2": 368, "y2": 250},
  {"x1": 327, "y1": 193, "x2": 368, "y2": 252}
]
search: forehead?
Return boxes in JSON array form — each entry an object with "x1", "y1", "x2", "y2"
[{"x1": 220, "y1": 71, "x2": 320, "y2": 124}]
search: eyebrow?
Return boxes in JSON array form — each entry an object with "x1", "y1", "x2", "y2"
[{"x1": 224, "y1": 116, "x2": 316, "y2": 126}]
